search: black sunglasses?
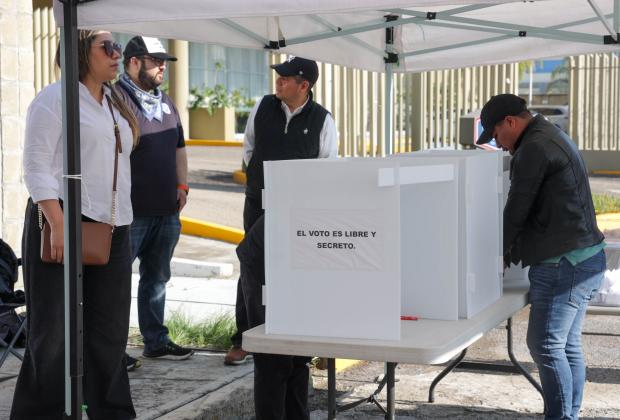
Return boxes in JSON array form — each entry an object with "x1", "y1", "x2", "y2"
[
  {"x1": 142, "y1": 55, "x2": 166, "y2": 67},
  {"x1": 95, "y1": 40, "x2": 122, "y2": 58}
]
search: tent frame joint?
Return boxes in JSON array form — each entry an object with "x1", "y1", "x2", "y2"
[
  {"x1": 604, "y1": 33, "x2": 620, "y2": 43},
  {"x1": 264, "y1": 39, "x2": 286, "y2": 50},
  {"x1": 426, "y1": 12, "x2": 437, "y2": 20},
  {"x1": 384, "y1": 52, "x2": 399, "y2": 64},
  {"x1": 519, "y1": 31, "x2": 527, "y2": 37}
]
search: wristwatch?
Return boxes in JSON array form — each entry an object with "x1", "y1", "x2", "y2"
[{"x1": 177, "y1": 183, "x2": 189, "y2": 196}]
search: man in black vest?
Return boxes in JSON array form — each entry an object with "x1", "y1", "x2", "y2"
[{"x1": 224, "y1": 56, "x2": 338, "y2": 365}]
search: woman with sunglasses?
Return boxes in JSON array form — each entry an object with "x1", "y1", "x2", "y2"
[{"x1": 11, "y1": 30, "x2": 139, "y2": 419}]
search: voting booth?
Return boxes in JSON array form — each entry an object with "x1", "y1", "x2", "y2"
[
  {"x1": 392, "y1": 151, "x2": 504, "y2": 319},
  {"x1": 263, "y1": 151, "x2": 504, "y2": 340}
]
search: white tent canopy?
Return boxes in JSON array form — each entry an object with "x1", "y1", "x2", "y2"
[{"x1": 58, "y1": 0, "x2": 620, "y2": 73}]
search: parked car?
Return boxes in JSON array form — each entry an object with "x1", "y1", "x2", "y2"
[{"x1": 529, "y1": 105, "x2": 569, "y2": 133}]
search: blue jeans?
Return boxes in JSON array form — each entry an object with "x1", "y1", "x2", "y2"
[
  {"x1": 130, "y1": 215, "x2": 181, "y2": 352},
  {"x1": 527, "y1": 250, "x2": 605, "y2": 420}
]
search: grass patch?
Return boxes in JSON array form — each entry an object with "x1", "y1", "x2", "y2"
[
  {"x1": 166, "y1": 312, "x2": 236, "y2": 351},
  {"x1": 593, "y1": 193, "x2": 620, "y2": 214},
  {"x1": 127, "y1": 312, "x2": 236, "y2": 351}
]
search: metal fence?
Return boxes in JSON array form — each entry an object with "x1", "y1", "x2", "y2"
[
  {"x1": 33, "y1": 4, "x2": 60, "y2": 93},
  {"x1": 570, "y1": 53, "x2": 620, "y2": 151}
]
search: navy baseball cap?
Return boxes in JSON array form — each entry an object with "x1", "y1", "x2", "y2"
[
  {"x1": 270, "y1": 56, "x2": 319, "y2": 85},
  {"x1": 477, "y1": 94, "x2": 528, "y2": 144},
  {"x1": 123, "y1": 36, "x2": 177, "y2": 62}
]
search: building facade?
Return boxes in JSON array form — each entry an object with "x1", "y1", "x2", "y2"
[{"x1": 0, "y1": 0, "x2": 34, "y2": 250}]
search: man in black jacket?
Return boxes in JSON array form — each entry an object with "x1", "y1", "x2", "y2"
[
  {"x1": 237, "y1": 215, "x2": 311, "y2": 420},
  {"x1": 225, "y1": 57, "x2": 337, "y2": 365},
  {"x1": 477, "y1": 94, "x2": 605, "y2": 420}
]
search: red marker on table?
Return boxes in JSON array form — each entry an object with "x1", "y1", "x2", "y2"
[{"x1": 400, "y1": 315, "x2": 418, "y2": 321}]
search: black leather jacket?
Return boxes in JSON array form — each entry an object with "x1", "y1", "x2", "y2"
[{"x1": 504, "y1": 115, "x2": 604, "y2": 267}]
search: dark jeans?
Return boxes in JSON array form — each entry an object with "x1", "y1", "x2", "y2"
[
  {"x1": 240, "y1": 260, "x2": 310, "y2": 420},
  {"x1": 231, "y1": 195, "x2": 263, "y2": 348},
  {"x1": 527, "y1": 250, "x2": 605, "y2": 420},
  {"x1": 130, "y1": 215, "x2": 181, "y2": 352},
  {"x1": 11, "y1": 199, "x2": 135, "y2": 420},
  {"x1": 253, "y1": 354, "x2": 311, "y2": 420}
]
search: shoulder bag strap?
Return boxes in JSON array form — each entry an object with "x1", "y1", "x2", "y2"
[{"x1": 105, "y1": 94, "x2": 121, "y2": 228}]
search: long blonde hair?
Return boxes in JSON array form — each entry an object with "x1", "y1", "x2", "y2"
[{"x1": 55, "y1": 30, "x2": 140, "y2": 148}]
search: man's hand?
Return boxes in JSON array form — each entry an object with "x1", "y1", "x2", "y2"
[{"x1": 177, "y1": 189, "x2": 188, "y2": 212}]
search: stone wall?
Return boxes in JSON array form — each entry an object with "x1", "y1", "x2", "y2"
[{"x1": 0, "y1": 0, "x2": 34, "y2": 252}]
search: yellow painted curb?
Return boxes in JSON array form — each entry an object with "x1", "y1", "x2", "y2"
[
  {"x1": 186, "y1": 139, "x2": 243, "y2": 147},
  {"x1": 597, "y1": 212, "x2": 620, "y2": 231},
  {"x1": 180, "y1": 216, "x2": 244, "y2": 245},
  {"x1": 592, "y1": 170, "x2": 620, "y2": 176},
  {"x1": 233, "y1": 170, "x2": 247, "y2": 185},
  {"x1": 336, "y1": 358, "x2": 362, "y2": 372}
]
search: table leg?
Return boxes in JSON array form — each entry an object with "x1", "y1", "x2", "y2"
[
  {"x1": 328, "y1": 358, "x2": 337, "y2": 420},
  {"x1": 428, "y1": 349, "x2": 467, "y2": 403},
  {"x1": 385, "y1": 362, "x2": 396, "y2": 420},
  {"x1": 506, "y1": 317, "x2": 545, "y2": 411}
]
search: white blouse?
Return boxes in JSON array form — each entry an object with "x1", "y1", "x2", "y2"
[{"x1": 23, "y1": 81, "x2": 134, "y2": 226}]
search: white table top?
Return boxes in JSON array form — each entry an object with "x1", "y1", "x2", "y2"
[{"x1": 243, "y1": 288, "x2": 528, "y2": 365}]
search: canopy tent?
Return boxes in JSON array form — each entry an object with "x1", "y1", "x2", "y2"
[
  {"x1": 60, "y1": 0, "x2": 620, "y2": 73},
  {"x1": 51, "y1": 1, "x2": 620, "y2": 418}
]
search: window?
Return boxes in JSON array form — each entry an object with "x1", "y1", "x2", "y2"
[{"x1": 189, "y1": 43, "x2": 269, "y2": 107}]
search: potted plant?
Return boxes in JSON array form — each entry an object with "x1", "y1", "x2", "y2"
[{"x1": 188, "y1": 62, "x2": 251, "y2": 141}]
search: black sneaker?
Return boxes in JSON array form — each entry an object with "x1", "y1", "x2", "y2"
[
  {"x1": 142, "y1": 341, "x2": 194, "y2": 360},
  {"x1": 126, "y1": 354, "x2": 142, "y2": 372}
]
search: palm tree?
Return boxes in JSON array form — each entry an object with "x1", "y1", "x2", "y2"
[{"x1": 546, "y1": 59, "x2": 569, "y2": 94}]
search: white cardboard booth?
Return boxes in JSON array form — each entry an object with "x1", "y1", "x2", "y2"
[{"x1": 263, "y1": 151, "x2": 504, "y2": 341}]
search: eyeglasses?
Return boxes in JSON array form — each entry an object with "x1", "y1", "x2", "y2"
[
  {"x1": 143, "y1": 56, "x2": 166, "y2": 67},
  {"x1": 95, "y1": 40, "x2": 122, "y2": 58}
]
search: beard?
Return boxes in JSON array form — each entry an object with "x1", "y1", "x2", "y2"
[{"x1": 137, "y1": 66, "x2": 160, "y2": 92}]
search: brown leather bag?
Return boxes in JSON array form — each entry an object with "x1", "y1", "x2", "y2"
[{"x1": 40, "y1": 94, "x2": 122, "y2": 266}]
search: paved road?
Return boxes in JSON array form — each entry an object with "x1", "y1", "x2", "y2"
[
  {"x1": 184, "y1": 146, "x2": 245, "y2": 230},
  {"x1": 589, "y1": 175, "x2": 620, "y2": 198}
]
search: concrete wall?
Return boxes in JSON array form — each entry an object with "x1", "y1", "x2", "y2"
[{"x1": 0, "y1": 0, "x2": 34, "y2": 251}]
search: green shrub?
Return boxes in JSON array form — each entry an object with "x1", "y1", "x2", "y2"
[{"x1": 592, "y1": 193, "x2": 620, "y2": 215}]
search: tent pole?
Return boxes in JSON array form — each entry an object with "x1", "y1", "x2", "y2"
[
  {"x1": 60, "y1": 0, "x2": 84, "y2": 418},
  {"x1": 384, "y1": 62, "x2": 394, "y2": 156},
  {"x1": 384, "y1": 15, "x2": 397, "y2": 156},
  {"x1": 586, "y1": 0, "x2": 618, "y2": 41},
  {"x1": 615, "y1": 0, "x2": 620, "y2": 33}
]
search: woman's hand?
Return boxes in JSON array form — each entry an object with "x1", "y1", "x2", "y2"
[
  {"x1": 49, "y1": 219, "x2": 64, "y2": 263},
  {"x1": 38, "y1": 199, "x2": 64, "y2": 263}
]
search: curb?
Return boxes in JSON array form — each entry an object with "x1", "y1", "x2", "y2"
[
  {"x1": 592, "y1": 170, "x2": 620, "y2": 176},
  {"x1": 186, "y1": 139, "x2": 243, "y2": 147},
  {"x1": 597, "y1": 212, "x2": 620, "y2": 231},
  {"x1": 233, "y1": 169, "x2": 247, "y2": 185},
  {"x1": 131, "y1": 257, "x2": 233, "y2": 278},
  {"x1": 145, "y1": 364, "x2": 255, "y2": 420},
  {"x1": 180, "y1": 216, "x2": 244, "y2": 245}
]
